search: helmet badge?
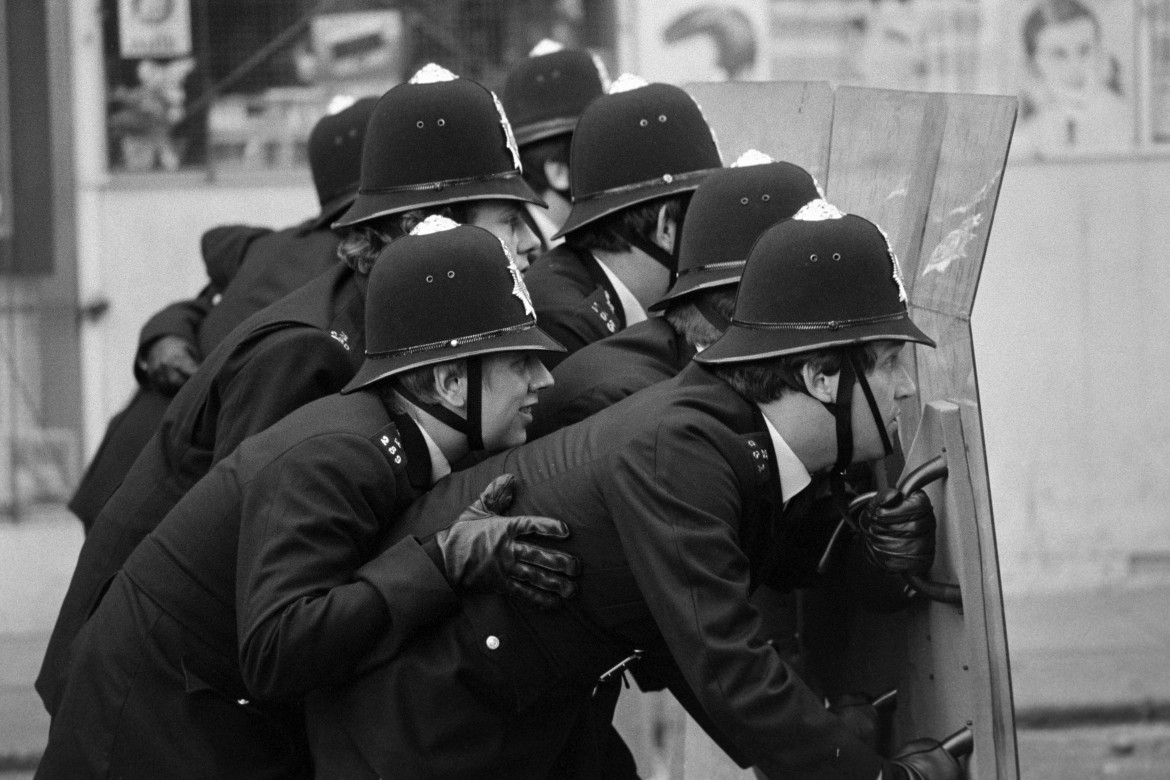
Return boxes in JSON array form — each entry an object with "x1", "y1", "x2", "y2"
[
  {"x1": 503, "y1": 241, "x2": 536, "y2": 317},
  {"x1": 491, "y1": 91, "x2": 523, "y2": 171},
  {"x1": 874, "y1": 223, "x2": 910, "y2": 303},
  {"x1": 409, "y1": 63, "x2": 458, "y2": 84},
  {"x1": 793, "y1": 199, "x2": 844, "y2": 222}
]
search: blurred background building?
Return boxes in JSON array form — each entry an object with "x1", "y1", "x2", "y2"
[{"x1": 2, "y1": 0, "x2": 1169, "y2": 599}]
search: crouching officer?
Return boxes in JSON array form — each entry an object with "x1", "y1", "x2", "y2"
[
  {"x1": 37, "y1": 63, "x2": 545, "y2": 715},
  {"x1": 523, "y1": 75, "x2": 723, "y2": 367},
  {"x1": 502, "y1": 39, "x2": 609, "y2": 254},
  {"x1": 305, "y1": 206, "x2": 958, "y2": 779},
  {"x1": 35, "y1": 219, "x2": 576, "y2": 780}
]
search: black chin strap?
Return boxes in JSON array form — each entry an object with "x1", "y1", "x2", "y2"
[
  {"x1": 610, "y1": 199, "x2": 688, "y2": 286},
  {"x1": 394, "y1": 357, "x2": 485, "y2": 451},
  {"x1": 826, "y1": 348, "x2": 894, "y2": 524}
]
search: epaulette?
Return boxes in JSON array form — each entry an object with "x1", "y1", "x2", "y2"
[
  {"x1": 739, "y1": 432, "x2": 773, "y2": 487},
  {"x1": 371, "y1": 422, "x2": 408, "y2": 475},
  {"x1": 582, "y1": 286, "x2": 619, "y2": 334}
]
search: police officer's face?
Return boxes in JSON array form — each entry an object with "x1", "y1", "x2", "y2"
[
  {"x1": 850, "y1": 342, "x2": 917, "y2": 463},
  {"x1": 469, "y1": 201, "x2": 540, "y2": 271},
  {"x1": 479, "y1": 351, "x2": 554, "y2": 449}
]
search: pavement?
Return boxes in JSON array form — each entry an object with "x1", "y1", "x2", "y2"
[{"x1": 2, "y1": 505, "x2": 1170, "y2": 776}]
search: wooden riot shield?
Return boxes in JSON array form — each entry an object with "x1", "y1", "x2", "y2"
[{"x1": 612, "y1": 82, "x2": 1018, "y2": 779}]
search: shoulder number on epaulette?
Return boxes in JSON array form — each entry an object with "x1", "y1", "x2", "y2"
[
  {"x1": 741, "y1": 433, "x2": 772, "y2": 486},
  {"x1": 583, "y1": 287, "x2": 618, "y2": 334},
  {"x1": 372, "y1": 423, "x2": 407, "y2": 474}
]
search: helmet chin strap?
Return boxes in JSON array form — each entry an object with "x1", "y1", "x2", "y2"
[
  {"x1": 394, "y1": 357, "x2": 486, "y2": 452},
  {"x1": 825, "y1": 348, "x2": 893, "y2": 523}
]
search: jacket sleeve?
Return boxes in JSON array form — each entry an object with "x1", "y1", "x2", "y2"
[
  {"x1": 603, "y1": 416, "x2": 885, "y2": 779},
  {"x1": 210, "y1": 328, "x2": 355, "y2": 464},
  {"x1": 235, "y1": 433, "x2": 457, "y2": 700}
]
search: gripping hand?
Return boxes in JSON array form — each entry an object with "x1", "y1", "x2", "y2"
[
  {"x1": 434, "y1": 474, "x2": 581, "y2": 610},
  {"x1": 143, "y1": 335, "x2": 200, "y2": 393},
  {"x1": 882, "y1": 738, "x2": 962, "y2": 780},
  {"x1": 857, "y1": 488, "x2": 936, "y2": 575}
]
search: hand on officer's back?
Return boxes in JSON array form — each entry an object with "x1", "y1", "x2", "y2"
[
  {"x1": 857, "y1": 489, "x2": 936, "y2": 576},
  {"x1": 144, "y1": 335, "x2": 200, "y2": 394},
  {"x1": 428, "y1": 474, "x2": 582, "y2": 610},
  {"x1": 882, "y1": 738, "x2": 962, "y2": 780}
]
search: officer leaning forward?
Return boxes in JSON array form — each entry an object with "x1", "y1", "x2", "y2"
[
  {"x1": 35, "y1": 220, "x2": 581, "y2": 779},
  {"x1": 306, "y1": 204, "x2": 961, "y2": 780},
  {"x1": 502, "y1": 39, "x2": 609, "y2": 256},
  {"x1": 36, "y1": 63, "x2": 544, "y2": 716},
  {"x1": 528, "y1": 150, "x2": 822, "y2": 438},
  {"x1": 67, "y1": 97, "x2": 377, "y2": 531},
  {"x1": 523, "y1": 74, "x2": 723, "y2": 368}
]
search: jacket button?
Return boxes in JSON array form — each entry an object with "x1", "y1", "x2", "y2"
[{"x1": 485, "y1": 635, "x2": 500, "y2": 650}]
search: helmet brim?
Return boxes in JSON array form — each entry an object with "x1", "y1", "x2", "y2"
[
  {"x1": 332, "y1": 174, "x2": 547, "y2": 230},
  {"x1": 341, "y1": 324, "x2": 565, "y2": 394},
  {"x1": 513, "y1": 117, "x2": 577, "y2": 148},
  {"x1": 694, "y1": 316, "x2": 936, "y2": 365},
  {"x1": 553, "y1": 168, "x2": 717, "y2": 240},
  {"x1": 647, "y1": 263, "x2": 743, "y2": 313}
]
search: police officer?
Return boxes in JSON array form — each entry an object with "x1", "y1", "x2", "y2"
[
  {"x1": 36, "y1": 64, "x2": 544, "y2": 714},
  {"x1": 67, "y1": 98, "x2": 377, "y2": 531},
  {"x1": 305, "y1": 207, "x2": 957, "y2": 779},
  {"x1": 529, "y1": 151, "x2": 822, "y2": 438},
  {"x1": 523, "y1": 75, "x2": 723, "y2": 367},
  {"x1": 502, "y1": 39, "x2": 608, "y2": 255},
  {"x1": 36, "y1": 220, "x2": 578, "y2": 780}
]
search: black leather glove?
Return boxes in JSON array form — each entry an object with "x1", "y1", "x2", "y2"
[
  {"x1": 857, "y1": 489, "x2": 936, "y2": 575},
  {"x1": 882, "y1": 738, "x2": 962, "y2": 780},
  {"x1": 432, "y1": 474, "x2": 581, "y2": 610},
  {"x1": 142, "y1": 335, "x2": 200, "y2": 393},
  {"x1": 827, "y1": 693, "x2": 879, "y2": 749}
]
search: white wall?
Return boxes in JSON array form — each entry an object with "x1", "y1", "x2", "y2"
[{"x1": 976, "y1": 154, "x2": 1170, "y2": 594}]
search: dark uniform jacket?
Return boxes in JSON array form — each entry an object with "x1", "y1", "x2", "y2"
[
  {"x1": 36, "y1": 393, "x2": 455, "y2": 780},
  {"x1": 528, "y1": 316, "x2": 695, "y2": 438},
  {"x1": 37, "y1": 262, "x2": 365, "y2": 714},
  {"x1": 523, "y1": 245, "x2": 625, "y2": 369},
  {"x1": 307, "y1": 363, "x2": 885, "y2": 780},
  {"x1": 197, "y1": 219, "x2": 341, "y2": 353}
]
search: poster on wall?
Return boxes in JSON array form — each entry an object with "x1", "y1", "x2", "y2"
[
  {"x1": 1004, "y1": 0, "x2": 1137, "y2": 156},
  {"x1": 117, "y1": 0, "x2": 192, "y2": 59},
  {"x1": 622, "y1": 0, "x2": 771, "y2": 83}
]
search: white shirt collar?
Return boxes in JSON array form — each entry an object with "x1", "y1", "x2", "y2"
[
  {"x1": 760, "y1": 410, "x2": 812, "y2": 505},
  {"x1": 593, "y1": 254, "x2": 648, "y2": 326},
  {"x1": 416, "y1": 424, "x2": 452, "y2": 485}
]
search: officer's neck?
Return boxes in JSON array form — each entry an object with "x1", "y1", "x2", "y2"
[
  {"x1": 397, "y1": 400, "x2": 470, "y2": 467},
  {"x1": 591, "y1": 246, "x2": 670, "y2": 309},
  {"x1": 757, "y1": 391, "x2": 839, "y2": 474}
]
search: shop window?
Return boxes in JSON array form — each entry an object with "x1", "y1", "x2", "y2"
[{"x1": 102, "y1": 0, "x2": 615, "y2": 175}]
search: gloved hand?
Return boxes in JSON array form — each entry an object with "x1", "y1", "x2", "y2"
[
  {"x1": 857, "y1": 489, "x2": 936, "y2": 575},
  {"x1": 882, "y1": 738, "x2": 962, "y2": 780},
  {"x1": 433, "y1": 474, "x2": 581, "y2": 610},
  {"x1": 827, "y1": 693, "x2": 879, "y2": 749},
  {"x1": 142, "y1": 335, "x2": 200, "y2": 393}
]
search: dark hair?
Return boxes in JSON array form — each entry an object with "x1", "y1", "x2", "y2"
[
  {"x1": 336, "y1": 203, "x2": 476, "y2": 275},
  {"x1": 663, "y1": 287, "x2": 737, "y2": 349},
  {"x1": 519, "y1": 135, "x2": 572, "y2": 195},
  {"x1": 712, "y1": 343, "x2": 880, "y2": 404},
  {"x1": 1022, "y1": 0, "x2": 1099, "y2": 61},
  {"x1": 566, "y1": 194, "x2": 686, "y2": 253},
  {"x1": 663, "y1": 6, "x2": 757, "y2": 80}
]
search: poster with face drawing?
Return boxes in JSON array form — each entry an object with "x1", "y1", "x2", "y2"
[
  {"x1": 619, "y1": 0, "x2": 769, "y2": 83},
  {"x1": 1007, "y1": 0, "x2": 1136, "y2": 156}
]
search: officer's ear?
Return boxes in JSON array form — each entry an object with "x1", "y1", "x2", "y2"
[
  {"x1": 432, "y1": 361, "x2": 468, "y2": 411},
  {"x1": 801, "y1": 362, "x2": 839, "y2": 404},
  {"x1": 543, "y1": 159, "x2": 570, "y2": 193},
  {"x1": 653, "y1": 204, "x2": 677, "y2": 252}
]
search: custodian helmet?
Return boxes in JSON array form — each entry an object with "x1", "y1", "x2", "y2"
[{"x1": 502, "y1": 42, "x2": 608, "y2": 148}]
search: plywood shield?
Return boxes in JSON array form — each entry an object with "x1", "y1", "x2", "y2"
[{"x1": 612, "y1": 81, "x2": 1017, "y2": 779}]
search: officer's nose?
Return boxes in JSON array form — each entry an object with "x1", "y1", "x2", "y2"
[
  {"x1": 528, "y1": 355, "x2": 554, "y2": 391},
  {"x1": 896, "y1": 365, "x2": 917, "y2": 400},
  {"x1": 515, "y1": 218, "x2": 540, "y2": 260}
]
